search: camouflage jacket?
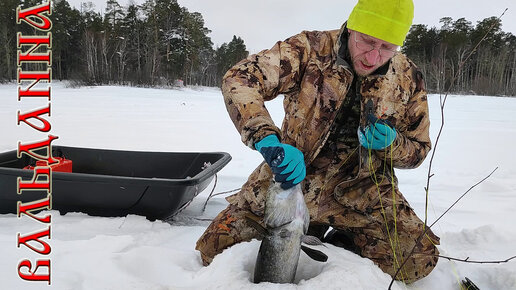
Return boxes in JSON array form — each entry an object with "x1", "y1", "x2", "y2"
[{"x1": 222, "y1": 25, "x2": 431, "y2": 215}]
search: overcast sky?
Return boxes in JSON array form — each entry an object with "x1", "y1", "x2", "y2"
[{"x1": 66, "y1": 0, "x2": 516, "y2": 54}]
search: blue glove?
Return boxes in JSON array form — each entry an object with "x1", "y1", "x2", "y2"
[
  {"x1": 358, "y1": 115, "x2": 397, "y2": 150},
  {"x1": 255, "y1": 135, "x2": 306, "y2": 189}
]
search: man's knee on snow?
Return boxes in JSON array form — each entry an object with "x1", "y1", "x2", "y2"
[
  {"x1": 389, "y1": 238, "x2": 440, "y2": 283},
  {"x1": 199, "y1": 249, "x2": 213, "y2": 266},
  {"x1": 407, "y1": 240, "x2": 440, "y2": 282},
  {"x1": 195, "y1": 204, "x2": 263, "y2": 267}
]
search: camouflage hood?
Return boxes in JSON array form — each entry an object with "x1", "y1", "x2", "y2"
[{"x1": 222, "y1": 24, "x2": 431, "y2": 215}]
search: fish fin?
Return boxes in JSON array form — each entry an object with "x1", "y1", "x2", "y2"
[
  {"x1": 301, "y1": 245, "x2": 328, "y2": 262},
  {"x1": 302, "y1": 235, "x2": 327, "y2": 247},
  {"x1": 244, "y1": 215, "x2": 268, "y2": 237}
]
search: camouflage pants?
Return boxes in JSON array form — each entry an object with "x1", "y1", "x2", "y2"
[{"x1": 195, "y1": 174, "x2": 439, "y2": 283}]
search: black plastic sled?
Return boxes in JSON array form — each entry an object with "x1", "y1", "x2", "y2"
[{"x1": 0, "y1": 146, "x2": 231, "y2": 220}]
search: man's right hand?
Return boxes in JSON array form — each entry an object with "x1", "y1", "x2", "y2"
[{"x1": 254, "y1": 135, "x2": 306, "y2": 189}]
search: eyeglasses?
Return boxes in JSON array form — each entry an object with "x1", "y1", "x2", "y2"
[{"x1": 353, "y1": 31, "x2": 399, "y2": 58}]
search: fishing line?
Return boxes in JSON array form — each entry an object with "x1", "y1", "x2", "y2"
[
  {"x1": 367, "y1": 141, "x2": 408, "y2": 283},
  {"x1": 366, "y1": 120, "x2": 422, "y2": 285},
  {"x1": 388, "y1": 147, "x2": 411, "y2": 285}
]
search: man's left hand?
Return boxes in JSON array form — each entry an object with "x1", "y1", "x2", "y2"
[{"x1": 358, "y1": 115, "x2": 397, "y2": 150}]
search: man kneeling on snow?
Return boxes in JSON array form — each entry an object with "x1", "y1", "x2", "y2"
[{"x1": 196, "y1": 0, "x2": 439, "y2": 283}]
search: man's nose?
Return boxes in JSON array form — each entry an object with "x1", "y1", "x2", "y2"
[{"x1": 364, "y1": 49, "x2": 380, "y2": 65}]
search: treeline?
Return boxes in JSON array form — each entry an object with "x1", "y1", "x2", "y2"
[
  {"x1": 403, "y1": 17, "x2": 516, "y2": 96},
  {"x1": 0, "y1": 0, "x2": 249, "y2": 86},
  {"x1": 2, "y1": 1, "x2": 515, "y2": 95}
]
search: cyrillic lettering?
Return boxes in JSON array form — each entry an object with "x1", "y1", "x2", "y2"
[
  {"x1": 17, "y1": 227, "x2": 51, "y2": 255},
  {"x1": 16, "y1": 2, "x2": 52, "y2": 31},
  {"x1": 18, "y1": 259, "x2": 51, "y2": 284},
  {"x1": 17, "y1": 104, "x2": 51, "y2": 132},
  {"x1": 17, "y1": 135, "x2": 59, "y2": 164},
  {"x1": 17, "y1": 196, "x2": 52, "y2": 224}
]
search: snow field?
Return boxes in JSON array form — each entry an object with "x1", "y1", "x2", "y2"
[{"x1": 1, "y1": 83, "x2": 515, "y2": 289}]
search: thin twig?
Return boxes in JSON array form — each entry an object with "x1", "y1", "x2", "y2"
[
  {"x1": 388, "y1": 169, "x2": 497, "y2": 287},
  {"x1": 208, "y1": 188, "x2": 241, "y2": 198},
  {"x1": 435, "y1": 254, "x2": 516, "y2": 264},
  {"x1": 192, "y1": 217, "x2": 216, "y2": 222},
  {"x1": 201, "y1": 174, "x2": 218, "y2": 212},
  {"x1": 388, "y1": 9, "x2": 507, "y2": 289},
  {"x1": 429, "y1": 167, "x2": 497, "y2": 228}
]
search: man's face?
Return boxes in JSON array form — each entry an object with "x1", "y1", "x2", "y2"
[{"x1": 347, "y1": 29, "x2": 399, "y2": 76}]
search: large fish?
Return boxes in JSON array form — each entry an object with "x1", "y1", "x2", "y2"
[{"x1": 248, "y1": 182, "x2": 327, "y2": 284}]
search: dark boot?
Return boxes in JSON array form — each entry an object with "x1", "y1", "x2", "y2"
[{"x1": 322, "y1": 228, "x2": 361, "y2": 255}]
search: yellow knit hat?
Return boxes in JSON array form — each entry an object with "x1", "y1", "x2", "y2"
[{"x1": 347, "y1": 0, "x2": 414, "y2": 46}]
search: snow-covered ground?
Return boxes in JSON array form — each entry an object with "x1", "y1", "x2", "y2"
[{"x1": 1, "y1": 82, "x2": 515, "y2": 289}]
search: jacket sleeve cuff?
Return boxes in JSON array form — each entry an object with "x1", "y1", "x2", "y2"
[{"x1": 240, "y1": 116, "x2": 282, "y2": 150}]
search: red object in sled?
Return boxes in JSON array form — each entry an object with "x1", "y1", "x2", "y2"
[{"x1": 23, "y1": 157, "x2": 72, "y2": 173}]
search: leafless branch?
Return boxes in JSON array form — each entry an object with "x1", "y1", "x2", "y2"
[
  {"x1": 388, "y1": 169, "x2": 498, "y2": 288},
  {"x1": 435, "y1": 254, "x2": 516, "y2": 264},
  {"x1": 429, "y1": 167, "x2": 497, "y2": 228},
  {"x1": 202, "y1": 174, "x2": 218, "y2": 212}
]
